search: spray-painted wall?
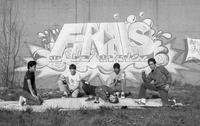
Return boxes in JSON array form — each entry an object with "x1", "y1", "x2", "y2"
[{"x1": 1, "y1": 0, "x2": 200, "y2": 88}]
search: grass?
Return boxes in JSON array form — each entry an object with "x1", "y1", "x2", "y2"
[{"x1": 0, "y1": 81, "x2": 200, "y2": 126}]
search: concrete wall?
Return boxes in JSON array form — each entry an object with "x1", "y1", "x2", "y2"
[{"x1": 1, "y1": 0, "x2": 200, "y2": 88}]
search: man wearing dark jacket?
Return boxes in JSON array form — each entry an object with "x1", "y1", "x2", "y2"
[{"x1": 138, "y1": 58, "x2": 172, "y2": 106}]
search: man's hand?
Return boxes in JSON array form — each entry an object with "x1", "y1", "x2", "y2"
[
  {"x1": 32, "y1": 94, "x2": 39, "y2": 99},
  {"x1": 81, "y1": 79, "x2": 89, "y2": 85},
  {"x1": 164, "y1": 84, "x2": 170, "y2": 91},
  {"x1": 32, "y1": 92, "x2": 40, "y2": 99},
  {"x1": 85, "y1": 81, "x2": 89, "y2": 84}
]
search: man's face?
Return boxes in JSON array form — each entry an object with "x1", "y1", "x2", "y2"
[
  {"x1": 70, "y1": 69, "x2": 76, "y2": 75},
  {"x1": 109, "y1": 94, "x2": 118, "y2": 103},
  {"x1": 29, "y1": 65, "x2": 36, "y2": 72},
  {"x1": 114, "y1": 68, "x2": 120, "y2": 74},
  {"x1": 148, "y1": 61, "x2": 156, "y2": 70}
]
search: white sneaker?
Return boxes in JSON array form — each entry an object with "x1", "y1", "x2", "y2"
[
  {"x1": 62, "y1": 92, "x2": 69, "y2": 98},
  {"x1": 121, "y1": 92, "x2": 125, "y2": 99},
  {"x1": 116, "y1": 92, "x2": 120, "y2": 98},
  {"x1": 19, "y1": 96, "x2": 27, "y2": 106},
  {"x1": 135, "y1": 98, "x2": 146, "y2": 105}
]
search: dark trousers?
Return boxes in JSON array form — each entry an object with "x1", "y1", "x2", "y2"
[
  {"x1": 95, "y1": 86, "x2": 109, "y2": 101},
  {"x1": 138, "y1": 83, "x2": 168, "y2": 105},
  {"x1": 82, "y1": 83, "x2": 97, "y2": 96},
  {"x1": 18, "y1": 89, "x2": 43, "y2": 105}
]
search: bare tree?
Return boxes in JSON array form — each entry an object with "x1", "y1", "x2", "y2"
[{"x1": 0, "y1": 0, "x2": 23, "y2": 88}]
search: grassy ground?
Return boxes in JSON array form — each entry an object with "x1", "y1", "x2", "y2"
[{"x1": 0, "y1": 83, "x2": 200, "y2": 126}]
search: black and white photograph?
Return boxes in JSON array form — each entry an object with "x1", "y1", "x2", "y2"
[{"x1": 0, "y1": 0, "x2": 200, "y2": 125}]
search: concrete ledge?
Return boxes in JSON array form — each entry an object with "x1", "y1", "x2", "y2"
[{"x1": 0, "y1": 98, "x2": 163, "y2": 112}]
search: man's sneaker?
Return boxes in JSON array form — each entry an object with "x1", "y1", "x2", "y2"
[
  {"x1": 135, "y1": 98, "x2": 146, "y2": 105},
  {"x1": 94, "y1": 100, "x2": 100, "y2": 104},
  {"x1": 19, "y1": 96, "x2": 27, "y2": 106},
  {"x1": 116, "y1": 92, "x2": 120, "y2": 98},
  {"x1": 85, "y1": 97, "x2": 95, "y2": 101},
  {"x1": 62, "y1": 95, "x2": 68, "y2": 98},
  {"x1": 121, "y1": 92, "x2": 125, "y2": 99},
  {"x1": 165, "y1": 99, "x2": 183, "y2": 107},
  {"x1": 62, "y1": 93, "x2": 69, "y2": 98}
]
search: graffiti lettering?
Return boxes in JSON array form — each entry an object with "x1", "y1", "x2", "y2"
[{"x1": 17, "y1": 13, "x2": 186, "y2": 82}]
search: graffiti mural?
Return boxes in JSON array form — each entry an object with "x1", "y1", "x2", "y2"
[
  {"x1": 37, "y1": 28, "x2": 60, "y2": 51},
  {"x1": 185, "y1": 37, "x2": 200, "y2": 62},
  {"x1": 17, "y1": 13, "x2": 187, "y2": 84}
]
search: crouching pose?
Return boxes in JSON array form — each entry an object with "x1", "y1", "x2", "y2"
[
  {"x1": 138, "y1": 58, "x2": 172, "y2": 106},
  {"x1": 57, "y1": 64, "x2": 81, "y2": 98},
  {"x1": 106, "y1": 63, "x2": 126, "y2": 98},
  {"x1": 19, "y1": 61, "x2": 43, "y2": 106}
]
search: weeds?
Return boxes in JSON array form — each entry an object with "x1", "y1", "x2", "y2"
[{"x1": 0, "y1": 85, "x2": 200, "y2": 126}]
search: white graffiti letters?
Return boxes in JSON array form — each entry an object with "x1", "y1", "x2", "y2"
[{"x1": 19, "y1": 14, "x2": 182, "y2": 82}]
